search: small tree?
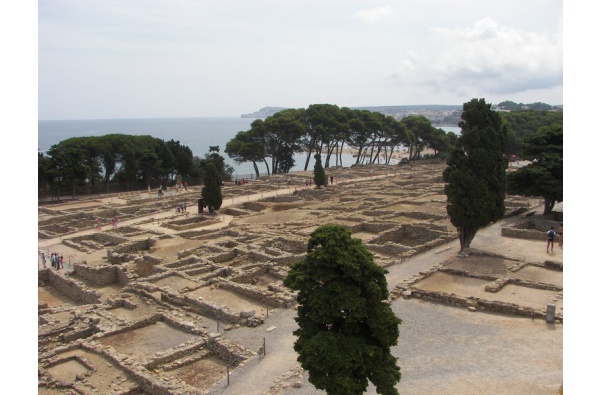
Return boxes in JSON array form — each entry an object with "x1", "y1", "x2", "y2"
[
  {"x1": 443, "y1": 98, "x2": 508, "y2": 251},
  {"x1": 313, "y1": 153, "x2": 326, "y2": 188},
  {"x1": 201, "y1": 163, "x2": 222, "y2": 212},
  {"x1": 507, "y1": 123, "x2": 563, "y2": 215},
  {"x1": 284, "y1": 224, "x2": 402, "y2": 395}
]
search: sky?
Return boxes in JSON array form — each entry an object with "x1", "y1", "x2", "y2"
[{"x1": 36, "y1": 0, "x2": 563, "y2": 120}]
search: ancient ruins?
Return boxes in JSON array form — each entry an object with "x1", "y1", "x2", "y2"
[{"x1": 38, "y1": 161, "x2": 563, "y2": 394}]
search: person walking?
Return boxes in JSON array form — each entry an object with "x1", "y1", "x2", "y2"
[
  {"x1": 546, "y1": 226, "x2": 556, "y2": 253},
  {"x1": 96, "y1": 216, "x2": 102, "y2": 231},
  {"x1": 41, "y1": 252, "x2": 46, "y2": 269}
]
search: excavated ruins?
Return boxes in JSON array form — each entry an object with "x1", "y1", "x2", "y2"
[{"x1": 38, "y1": 161, "x2": 563, "y2": 394}]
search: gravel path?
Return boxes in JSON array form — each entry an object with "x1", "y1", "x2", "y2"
[{"x1": 207, "y1": 204, "x2": 563, "y2": 395}]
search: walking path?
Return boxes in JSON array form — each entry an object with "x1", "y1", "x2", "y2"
[{"x1": 207, "y1": 203, "x2": 563, "y2": 395}]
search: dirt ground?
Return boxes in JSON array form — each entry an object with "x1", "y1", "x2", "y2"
[{"x1": 38, "y1": 160, "x2": 563, "y2": 394}]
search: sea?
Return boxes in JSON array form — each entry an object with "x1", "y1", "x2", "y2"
[{"x1": 38, "y1": 117, "x2": 461, "y2": 178}]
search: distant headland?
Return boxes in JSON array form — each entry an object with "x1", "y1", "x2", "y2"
[{"x1": 241, "y1": 101, "x2": 562, "y2": 127}]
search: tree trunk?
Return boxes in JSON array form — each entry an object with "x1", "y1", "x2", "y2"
[
  {"x1": 458, "y1": 226, "x2": 478, "y2": 251},
  {"x1": 543, "y1": 197, "x2": 555, "y2": 215},
  {"x1": 262, "y1": 158, "x2": 271, "y2": 176}
]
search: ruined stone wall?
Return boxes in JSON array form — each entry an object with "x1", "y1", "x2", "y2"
[
  {"x1": 162, "y1": 293, "x2": 241, "y2": 324},
  {"x1": 248, "y1": 250, "x2": 302, "y2": 265},
  {"x1": 113, "y1": 238, "x2": 153, "y2": 254},
  {"x1": 74, "y1": 264, "x2": 117, "y2": 287},
  {"x1": 206, "y1": 336, "x2": 253, "y2": 367},
  {"x1": 218, "y1": 279, "x2": 293, "y2": 308},
  {"x1": 502, "y1": 218, "x2": 562, "y2": 240},
  {"x1": 45, "y1": 270, "x2": 101, "y2": 304}
]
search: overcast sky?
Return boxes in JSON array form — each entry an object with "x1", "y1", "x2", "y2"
[{"x1": 37, "y1": 0, "x2": 563, "y2": 120}]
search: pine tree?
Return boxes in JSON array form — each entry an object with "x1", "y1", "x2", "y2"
[
  {"x1": 284, "y1": 224, "x2": 402, "y2": 395},
  {"x1": 506, "y1": 123, "x2": 562, "y2": 215},
  {"x1": 443, "y1": 98, "x2": 508, "y2": 251}
]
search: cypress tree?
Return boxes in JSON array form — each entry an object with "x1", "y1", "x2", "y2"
[
  {"x1": 443, "y1": 98, "x2": 508, "y2": 251},
  {"x1": 201, "y1": 163, "x2": 223, "y2": 212},
  {"x1": 313, "y1": 153, "x2": 326, "y2": 188}
]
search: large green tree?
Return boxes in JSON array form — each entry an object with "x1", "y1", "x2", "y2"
[
  {"x1": 201, "y1": 162, "x2": 223, "y2": 212},
  {"x1": 443, "y1": 98, "x2": 508, "y2": 251},
  {"x1": 507, "y1": 123, "x2": 563, "y2": 215},
  {"x1": 284, "y1": 224, "x2": 401, "y2": 395}
]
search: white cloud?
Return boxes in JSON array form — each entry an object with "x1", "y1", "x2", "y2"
[
  {"x1": 390, "y1": 17, "x2": 563, "y2": 100},
  {"x1": 353, "y1": 4, "x2": 393, "y2": 24}
]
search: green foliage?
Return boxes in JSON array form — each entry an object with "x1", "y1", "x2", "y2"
[
  {"x1": 284, "y1": 224, "x2": 401, "y2": 395},
  {"x1": 225, "y1": 104, "x2": 454, "y2": 174},
  {"x1": 225, "y1": 129, "x2": 266, "y2": 178},
  {"x1": 400, "y1": 115, "x2": 437, "y2": 161},
  {"x1": 201, "y1": 163, "x2": 223, "y2": 211},
  {"x1": 42, "y1": 134, "x2": 199, "y2": 197},
  {"x1": 313, "y1": 153, "x2": 326, "y2": 188},
  {"x1": 499, "y1": 110, "x2": 563, "y2": 155},
  {"x1": 496, "y1": 101, "x2": 561, "y2": 111},
  {"x1": 443, "y1": 98, "x2": 508, "y2": 251},
  {"x1": 507, "y1": 123, "x2": 563, "y2": 214},
  {"x1": 199, "y1": 145, "x2": 234, "y2": 182}
]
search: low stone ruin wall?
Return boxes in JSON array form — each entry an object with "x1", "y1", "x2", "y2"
[
  {"x1": 215, "y1": 278, "x2": 296, "y2": 308},
  {"x1": 63, "y1": 232, "x2": 129, "y2": 253},
  {"x1": 41, "y1": 269, "x2": 101, "y2": 305},
  {"x1": 160, "y1": 291, "x2": 257, "y2": 326},
  {"x1": 501, "y1": 218, "x2": 562, "y2": 240},
  {"x1": 205, "y1": 335, "x2": 254, "y2": 367},
  {"x1": 73, "y1": 264, "x2": 118, "y2": 287},
  {"x1": 391, "y1": 262, "x2": 563, "y2": 321},
  {"x1": 162, "y1": 216, "x2": 221, "y2": 231}
]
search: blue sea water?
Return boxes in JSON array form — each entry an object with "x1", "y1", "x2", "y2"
[{"x1": 38, "y1": 117, "x2": 460, "y2": 177}]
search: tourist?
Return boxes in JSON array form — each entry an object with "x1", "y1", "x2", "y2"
[
  {"x1": 184, "y1": 181, "x2": 188, "y2": 191},
  {"x1": 40, "y1": 252, "x2": 46, "y2": 269},
  {"x1": 183, "y1": 202, "x2": 186, "y2": 212},
  {"x1": 59, "y1": 254, "x2": 64, "y2": 269},
  {"x1": 546, "y1": 226, "x2": 556, "y2": 253},
  {"x1": 558, "y1": 223, "x2": 563, "y2": 247},
  {"x1": 96, "y1": 216, "x2": 102, "y2": 231}
]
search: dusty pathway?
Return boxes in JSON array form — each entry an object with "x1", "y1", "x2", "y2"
[{"x1": 208, "y1": 203, "x2": 563, "y2": 395}]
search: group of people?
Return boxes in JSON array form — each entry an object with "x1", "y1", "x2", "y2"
[
  {"x1": 40, "y1": 252, "x2": 64, "y2": 270},
  {"x1": 546, "y1": 224, "x2": 563, "y2": 253},
  {"x1": 234, "y1": 178, "x2": 249, "y2": 186},
  {"x1": 176, "y1": 201, "x2": 187, "y2": 213}
]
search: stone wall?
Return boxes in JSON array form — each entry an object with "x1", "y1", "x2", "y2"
[
  {"x1": 73, "y1": 264, "x2": 117, "y2": 287},
  {"x1": 44, "y1": 270, "x2": 101, "y2": 305},
  {"x1": 501, "y1": 218, "x2": 562, "y2": 240}
]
